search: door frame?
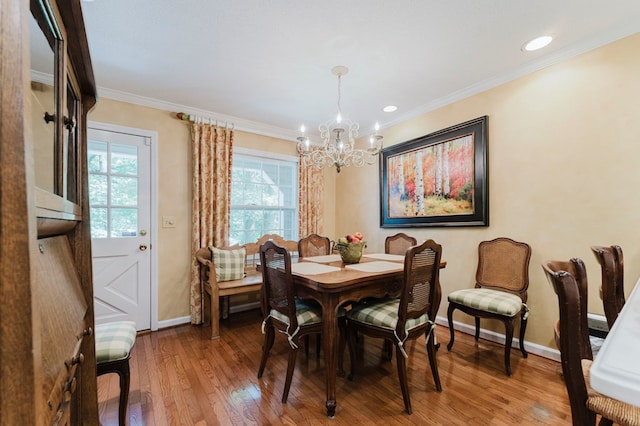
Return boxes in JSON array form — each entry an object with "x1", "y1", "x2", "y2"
[{"x1": 88, "y1": 120, "x2": 159, "y2": 331}]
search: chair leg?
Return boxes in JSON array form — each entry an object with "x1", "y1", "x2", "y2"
[
  {"x1": 519, "y1": 313, "x2": 529, "y2": 358},
  {"x1": 117, "y1": 359, "x2": 130, "y2": 426},
  {"x1": 426, "y1": 332, "x2": 442, "y2": 392},
  {"x1": 282, "y1": 345, "x2": 299, "y2": 403},
  {"x1": 474, "y1": 317, "x2": 481, "y2": 341},
  {"x1": 446, "y1": 304, "x2": 456, "y2": 351},
  {"x1": 257, "y1": 325, "x2": 275, "y2": 378},
  {"x1": 395, "y1": 345, "x2": 412, "y2": 414},
  {"x1": 504, "y1": 319, "x2": 515, "y2": 376}
]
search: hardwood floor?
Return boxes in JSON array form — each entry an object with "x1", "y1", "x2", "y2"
[{"x1": 98, "y1": 309, "x2": 572, "y2": 425}]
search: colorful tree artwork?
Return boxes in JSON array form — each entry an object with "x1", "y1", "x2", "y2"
[{"x1": 387, "y1": 134, "x2": 474, "y2": 218}]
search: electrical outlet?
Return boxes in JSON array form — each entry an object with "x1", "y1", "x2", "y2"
[{"x1": 162, "y1": 215, "x2": 176, "y2": 228}]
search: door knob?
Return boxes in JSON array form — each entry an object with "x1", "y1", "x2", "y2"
[{"x1": 139, "y1": 244, "x2": 148, "y2": 251}]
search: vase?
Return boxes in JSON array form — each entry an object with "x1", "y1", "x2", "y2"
[{"x1": 335, "y1": 241, "x2": 366, "y2": 264}]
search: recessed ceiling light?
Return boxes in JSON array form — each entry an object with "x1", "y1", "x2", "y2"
[
  {"x1": 383, "y1": 105, "x2": 398, "y2": 113},
  {"x1": 522, "y1": 35, "x2": 553, "y2": 52}
]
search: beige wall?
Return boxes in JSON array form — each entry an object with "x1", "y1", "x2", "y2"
[
  {"x1": 336, "y1": 33, "x2": 640, "y2": 349},
  {"x1": 87, "y1": 102, "x2": 336, "y2": 322},
  {"x1": 89, "y1": 32, "x2": 638, "y2": 350}
]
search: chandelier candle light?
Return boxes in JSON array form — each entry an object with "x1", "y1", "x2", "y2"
[{"x1": 297, "y1": 66, "x2": 383, "y2": 173}]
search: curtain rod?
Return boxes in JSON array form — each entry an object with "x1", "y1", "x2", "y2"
[{"x1": 175, "y1": 112, "x2": 234, "y2": 130}]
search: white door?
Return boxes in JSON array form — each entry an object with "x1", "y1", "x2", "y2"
[{"x1": 88, "y1": 127, "x2": 152, "y2": 330}]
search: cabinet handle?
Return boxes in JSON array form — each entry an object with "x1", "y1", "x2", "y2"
[
  {"x1": 43, "y1": 111, "x2": 55, "y2": 123},
  {"x1": 64, "y1": 115, "x2": 76, "y2": 130}
]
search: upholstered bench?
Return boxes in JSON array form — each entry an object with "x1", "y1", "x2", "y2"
[
  {"x1": 196, "y1": 234, "x2": 298, "y2": 339},
  {"x1": 95, "y1": 320, "x2": 137, "y2": 426}
]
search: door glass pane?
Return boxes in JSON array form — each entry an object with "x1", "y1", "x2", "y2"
[
  {"x1": 111, "y1": 144, "x2": 138, "y2": 175},
  {"x1": 88, "y1": 138, "x2": 140, "y2": 239},
  {"x1": 111, "y1": 176, "x2": 138, "y2": 206},
  {"x1": 88, "y1": 141, "x2": 108, "y2": 172},
  {"x1": 90, "y1": 207, "x2": 108, "y2": 238},
  {"x1": 89, "y1": 174, "x2": 107, "y2": 205},
  {"x1": 110, "y1": 208, "x2": 138, "y2": 237}
]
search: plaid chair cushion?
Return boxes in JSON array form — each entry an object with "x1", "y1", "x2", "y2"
[
  {"x1": 210, "y1": 246, "x2": 246, "y2": 282},
  {"x1": 346, "y1": 298, "x2": 429, "y2": 331},
  {"x1": 448, "y1": 288, "x2": 522, "y2": 316},
  {"x1": 270, "y1": 301, "x2": 322, "y2": 326},
  {"x1": 95, "y1": 320, "x2": 137, "y2": 363}
]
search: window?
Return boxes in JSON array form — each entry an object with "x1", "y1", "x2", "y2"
[{"x1": 230, "y1": 150, "x2": 298, "y2": 245}]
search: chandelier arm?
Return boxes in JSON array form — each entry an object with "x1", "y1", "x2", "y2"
[{"x1": 297, "y1": 65, "x2": 383, "y2": 172}]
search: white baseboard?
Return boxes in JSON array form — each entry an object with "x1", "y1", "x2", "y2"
[
  {"x1": 434, "y1": 315, "x2": 560, "y2": 362},
  {"x1": 157, "y1": 315, "x2": 191, "y2": 330}
]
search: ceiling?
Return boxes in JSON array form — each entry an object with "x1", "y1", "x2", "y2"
[{"x1": 77, "y1": 0, "x2": 640, "y2": 141}]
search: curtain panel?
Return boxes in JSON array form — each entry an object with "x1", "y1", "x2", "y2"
[
  {"x1": 298, "y1": 161, "x2": 324, "y2": 239},
  {"x1": 190, "y1": 123, "x2": 234, "y2": 324}
]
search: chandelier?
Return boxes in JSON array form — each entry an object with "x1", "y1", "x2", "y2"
[{"x1": 297, "y1": 66, "x2": 383, "y2": 173}]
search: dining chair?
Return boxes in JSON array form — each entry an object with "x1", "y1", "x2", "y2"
[
  {"x1": 385, "y1": 232, "x2": 417, "y2": 255},
  {"x1": 257, "y1": 240, "x2": 323, "y2": 403},
  {"x1": 542, "y1": 258, "x2": 640, "y2": 426},
  {"x1": 95, "y1": 320, "x2": 137, "y2": 426},
  {"x1": 381, "y1": 232, "x2": 419, "y2": 358},
  {"x1": 298, "y1": 233, "x2": 332, "y2": 258},
  {"x1": 591, "y1": 245, "x2": 625, "y2": 330},
  {"x1": 346, "y1": 239, "x2": 443, "y2": 414},
  {"x1": 446, "y1": 237, "x2": 531, "y2": 376}
]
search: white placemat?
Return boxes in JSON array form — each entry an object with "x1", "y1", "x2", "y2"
[
  {"x1": 363, "y1": 253, "x2": 405, "y2": 262},
  {"x1": 292, "y1": 262, "x2": 341, "y2": 275},
  {"x1": 302, "y1": 254, "x2": 342, "y2": 263},
  {"x1": 345, "y1": 261, "x2": 404, "y2": 273}
]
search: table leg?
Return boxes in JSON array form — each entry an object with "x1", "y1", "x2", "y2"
[{"x1": 322, "y1": 295, "x2": 339, "y2": 418}]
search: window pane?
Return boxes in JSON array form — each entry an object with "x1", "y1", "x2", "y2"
[
  {"x1": 89, "y1": 174, "x2": 108, "y2": 205},
  {"x1": 111, "y1": 143, "x2": 138, "y2": 175},
  {"x1": 230, "y1": 153, "x2": 298, "y2": 245},
  {"x1": 111, "y1": 176, "x2": 138, "y2": 206},
  {"x1": 110, "y1": 208, "x2": 138, "y2": 237},
  {"x1": 90, "y1": 207, "x2": 108, "y2": 238}
]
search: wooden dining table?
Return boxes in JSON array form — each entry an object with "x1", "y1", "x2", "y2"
[{"x1": 290, "y1": 253, "x2": 446, "y2": 418}]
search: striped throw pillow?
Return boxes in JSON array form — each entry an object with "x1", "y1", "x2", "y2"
[{"x1": 210, "y1": 247, "x2": 246, "y2": 282}]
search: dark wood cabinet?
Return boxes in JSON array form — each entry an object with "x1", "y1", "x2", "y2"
[{"x1": 1, "y1": 0, "x2": 99, "y2": 423}]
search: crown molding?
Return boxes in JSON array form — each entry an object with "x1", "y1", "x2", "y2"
[
  {"x1": 382, "y1": 24, "x2": 640, "y2": 130},
  {"x1": 95, "y1": 86, "x2": 301, "y2": 142}
]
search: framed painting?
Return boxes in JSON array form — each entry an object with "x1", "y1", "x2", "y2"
[{"x1": 380, "y1": 116, "x2": 488, "y2": 228}]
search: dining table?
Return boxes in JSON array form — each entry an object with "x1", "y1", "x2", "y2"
[
  {"x1": 290, "y1": 252, "x2": 446, "y2": 418},
  {"x1": 590, "y1": 276, "x2": 640, "y2": 407}
]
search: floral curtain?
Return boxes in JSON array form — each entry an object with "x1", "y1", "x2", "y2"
[
  {"x1": 298, "y1": 161, "x2": 324, "y2": 238},
  {"x1": 190, "y1": 123, "x2": 234, "y2": 324}
]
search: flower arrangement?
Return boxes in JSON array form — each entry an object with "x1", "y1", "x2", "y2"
[{"x1": 335, "y1": 232, "x2": 366, "y2": 264}]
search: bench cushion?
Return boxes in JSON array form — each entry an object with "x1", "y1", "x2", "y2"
[{"x1": 210, "y1": 246, "x2": 246, "y2": 282}]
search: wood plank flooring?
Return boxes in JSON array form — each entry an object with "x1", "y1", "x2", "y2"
[{"x1": 98, "y1": 309, "x2": 572, "y2": 425}]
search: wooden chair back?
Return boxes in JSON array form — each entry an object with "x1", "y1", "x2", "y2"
[
  {"x1": 591, "y1": 245, "x2": 625, "y2": 329},
  {"x1": 298, "y1": 234, "x2": 331, "y2": 258},
  {"x1": 476, "y1": 237, "x2": 531, "y2": 302},
  {"x1": 385, "y1": 232, "x2": 417, "y2": 255},
  {"x1": 542, "y1": 258, "x2": 595, "y2": 425},
  {"x1": 398, "y1": 239, "x2": 443, "y2": 337},
  {"x1": 259, "y1": 240, "x2": 296, "y2": 326}
]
